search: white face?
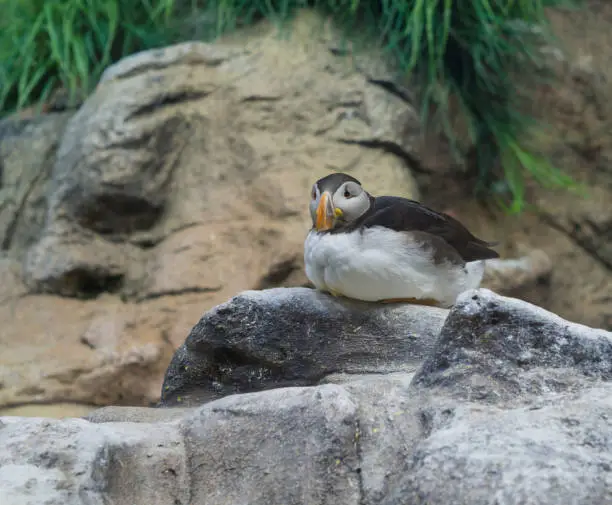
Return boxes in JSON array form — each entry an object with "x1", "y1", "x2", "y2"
[{"x1": 310, "y1": 180, "x2": 371, "y2": 230}]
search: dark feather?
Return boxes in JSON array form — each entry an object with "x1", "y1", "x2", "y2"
[{"x1": 336, "y1": 195, "x2": 499, "y2": 262}]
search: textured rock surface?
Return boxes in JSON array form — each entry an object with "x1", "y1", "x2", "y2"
[
  {"x1": 160, "y1": 287, "x2": 448, "y2": 406},
  {"x1": 181, "y1": 385, "x2": 361, "y2": 505},
  {"x1": 21, "y1": 14, "x2": 422, "y2": 299},
  {"x1": 0, "y1": 113, "x2": 72, "y2": 254},
  {"x1": 413, "y1": 289, "x2": 612, "y2": 396},
  {"x1": 0, "y1": 414, "x2": 189, "y2": 505},
  {"x1": 2, "y1": 288, "x2": 611, "y2": 504},
  {"x1": 0, "y1": 293, "x2": 176, "y2": 411},
  {"x1": 391, "y1": 386, "x2": 612, "y2": 505}
]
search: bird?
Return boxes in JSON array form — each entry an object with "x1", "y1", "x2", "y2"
[{"x1": 303, "y1": 172, "x2": 500, "y2": 308}]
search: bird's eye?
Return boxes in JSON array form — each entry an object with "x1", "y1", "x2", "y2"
[
  {"x1": 342, "y1": 182, "x2": 360, "y2": 199},
  {"x1": 311, "y1": 186, "x2": 317, "y2": 200}
]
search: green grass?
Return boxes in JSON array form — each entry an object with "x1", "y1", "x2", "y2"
[
  {"x1": 0, "y1": 0, "x2": 584, "y2": 212},
  {"x1": 0, "y1": 0, "x2": 182, "y2": 112}
]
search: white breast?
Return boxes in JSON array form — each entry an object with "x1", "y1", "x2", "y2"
[{"x1": 304, "y1": 226, "x2": 485, "y2": 307}]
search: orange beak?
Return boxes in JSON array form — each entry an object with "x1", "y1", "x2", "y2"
[{"x1": 315, "y1": 191, "x2": 335, "y2": 231}]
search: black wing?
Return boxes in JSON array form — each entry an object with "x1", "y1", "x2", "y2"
[{"x1": 359, "y1": 196, "x2": 499, "y2": 262}]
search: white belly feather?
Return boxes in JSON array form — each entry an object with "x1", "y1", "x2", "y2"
[{"x1": 304, "y1": 226, "x2": 485, "y2": 308}]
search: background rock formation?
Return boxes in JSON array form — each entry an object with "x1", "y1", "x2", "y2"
[{"x1": 0, "y1": 6, "x2": 611, "y2": 416}]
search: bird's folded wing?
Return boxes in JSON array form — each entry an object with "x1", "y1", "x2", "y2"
[{"x1": 362, "y1": 196, "x2": 499, "y2": 262}]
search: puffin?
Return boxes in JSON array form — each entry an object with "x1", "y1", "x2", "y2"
[{"x1": 303, "y1": 172, "x2": 499, "y2": 308}]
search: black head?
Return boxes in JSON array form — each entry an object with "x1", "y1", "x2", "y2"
[
  {"x1": 314, "y1": 173, "x2": 362, "y2": 194},
  {"x1": 309, "y1": 172, "x2": 372, "y2": 231}
]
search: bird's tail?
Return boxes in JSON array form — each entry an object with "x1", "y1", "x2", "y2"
[{"x1": 463, "y1": 240, "x2": 500, "y2": 261}]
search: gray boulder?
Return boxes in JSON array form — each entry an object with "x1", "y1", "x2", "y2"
[
  {"x1": 390, "y1": 288, "x2": 612, "y2": 505},
  {"x1": 1, "y1": 287, "x2": 611, "y2": 505},
  {"x1": 384, "y1": 385, "x2": 612, "y2": 505},
  {"x1": 0, "y1": 415, "x2": 189, "y2": 505},
  {"x1": 160, "y1": 286, "x2": 449, "y2": 406},
  {"x1": 414, "y1": 288, "x2": 612, "y2": 394}
]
